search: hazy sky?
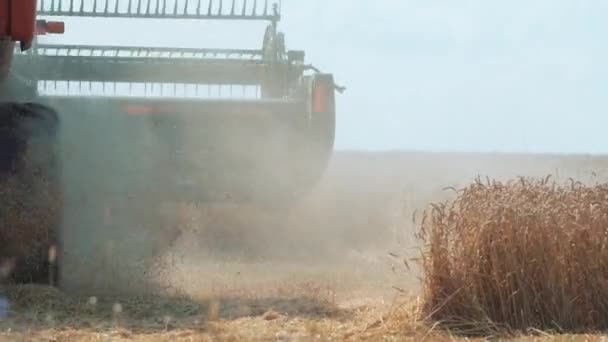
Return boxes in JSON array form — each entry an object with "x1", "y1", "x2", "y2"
[{"x1": 39, "y1": 1, "x2": 608, "y2": 154}]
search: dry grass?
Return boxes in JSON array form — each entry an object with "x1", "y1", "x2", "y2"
[
  {"x1": 418, "y1": 176, "x2": 608, "y2": 336},
  {"x1": 0, "y1": 282, "x2": 385, "y2": 341},
  {"x1": 1, "y1": 286, "x2": 607, "y2": 341}
]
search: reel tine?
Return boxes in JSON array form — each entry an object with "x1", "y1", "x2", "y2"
[{"x1": 37, "y1": 0, "x2": 279, "y2": 19}]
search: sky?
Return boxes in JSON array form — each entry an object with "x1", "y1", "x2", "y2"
[{"x1": 36, "y1": 0, "x2": 608, "y2": 154}]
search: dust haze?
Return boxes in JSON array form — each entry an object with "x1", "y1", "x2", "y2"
[
  {"x1": 7, "y1": 95, "x2": 608, "y2": 338},
  {"x1": 56, "y1": 98, "x2": 608, "y2": 301},
  {"x1": 157, "y1": 150, "x2": 608, "y2": 297}
]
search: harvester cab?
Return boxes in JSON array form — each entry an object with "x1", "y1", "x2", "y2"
[{"x1": 13, "y1": 0, "x2": 340, "y2": 204}]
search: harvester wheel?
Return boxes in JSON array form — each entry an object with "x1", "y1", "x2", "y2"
[{"x1": 0, "y1": 102, "x2": 60, "y2": 285}]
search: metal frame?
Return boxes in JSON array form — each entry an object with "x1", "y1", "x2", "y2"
[
  {"x1": 29, "y1": 44, "x2": 264, "y2": 60},
  {"x1": 13, "y1": 52, "x2": 270, "y2": 85},
  {"x1": 43, "y1": 95, "x2": 304, "y2": 116},
  {"x1": 37, "y1": 0, "x2": 281, "y2": 23},
  {"x1": 11, "y1": 0, "x2": 328, "y2": 101}
]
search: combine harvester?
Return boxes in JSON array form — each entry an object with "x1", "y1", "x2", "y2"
[{"x1": 1, "y1": 0, "x2": 341, "y2": 292}]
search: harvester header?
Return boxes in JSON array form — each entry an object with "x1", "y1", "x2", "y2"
[
  {"x1": 0, "y1": 0, "x2": 340, "y2": 291},
  {"x1": 37, "y1": 0, "x2": 281, "y2": 22},
  {"x1": 12, "y1": 0, "x2": 339, "y2": 203}
]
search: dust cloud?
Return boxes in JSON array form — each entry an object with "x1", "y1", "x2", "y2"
[
  {"x1": 154, "y1": 151, "x2": 608, "y2": 300},
  {"x1": 6, "y1": 95, "x2": 608, "y2": 306},
  {"x1": 124, "y1": 149, "x2": 608, "y2": 305},
  {"x1": 51, "y1": 95, "x2": 335, "y2": 295},
  {"x1": 5, "y1": 96, "x2": 608, "y2": 325}
]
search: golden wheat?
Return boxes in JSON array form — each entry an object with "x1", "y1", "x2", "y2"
[{"x1": 418, "y1": 176, "x2": 608, "y2": 335}]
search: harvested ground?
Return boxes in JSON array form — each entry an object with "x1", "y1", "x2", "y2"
[{"x1": 4, "y1": 150, "x2": 608, "y2": 341}]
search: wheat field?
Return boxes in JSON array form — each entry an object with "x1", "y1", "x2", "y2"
[
  {"x1": 418, "y1": 177, "x2": 608, "y2": 335},
  {"x1": 3, "y1": 151, "x2": 608, "y2": 341}
]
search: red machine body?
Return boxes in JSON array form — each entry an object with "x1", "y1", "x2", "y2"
[
  {"x1": 0, "y1": 0, "x2": 37, "y2": 46},
  {"x1": 0, "y1": 0, "x2": 63, "y2": 80},
  {"x1": 0, "y1": 0, "x2": 35, "y2": 76}
]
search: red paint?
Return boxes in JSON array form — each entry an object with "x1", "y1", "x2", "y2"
[
  {"x1": 123, "y1": 104, "x2": 158, "y2": 115},
  {"x1": 312, "y1": 82, "x2": 327, "y2": 113},
  {"x1": 0, "y1": 1, "x2": 9, "y2": 38},
  {"x1": 10, "y1": 0, "x2": 37, "y2": 48},
  {"x1": 0, "y1": 0, "x2": 38, "y2": 80},
  {"x1": 311, "y1": 74, "x2": 336, "y2": 115},
  {"x1": 36, "y1": 20, "x2": 65, "y2": 35}
]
